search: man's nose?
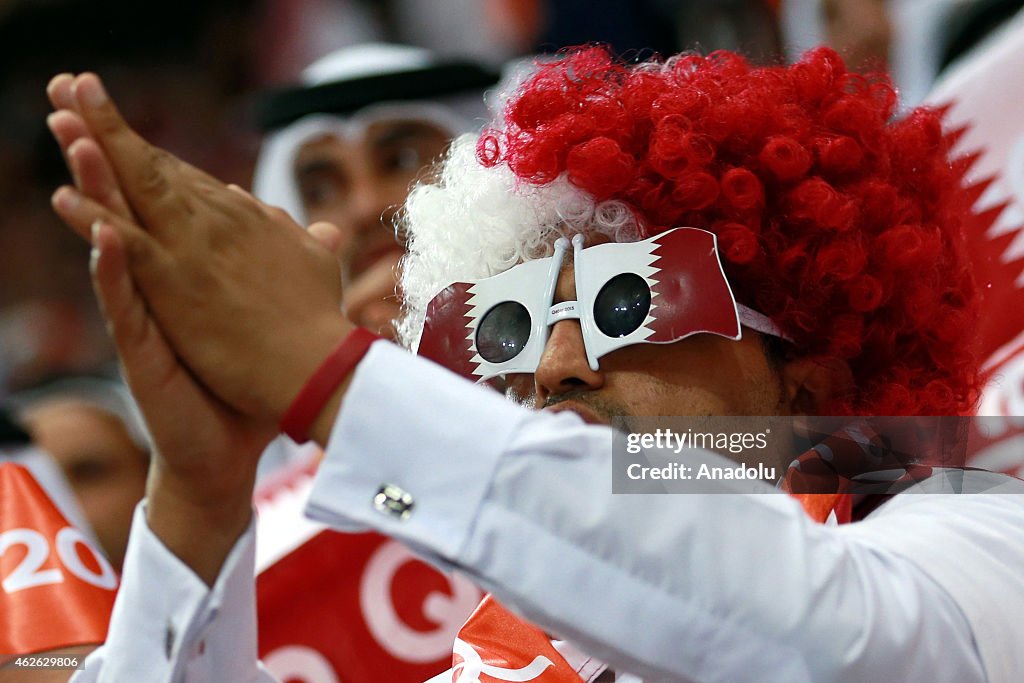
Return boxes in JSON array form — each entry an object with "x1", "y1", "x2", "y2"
[
  {"x1": 533, "y1": 319, "x2": 604, "y2": 404},
  {"x1": 347, "y1": 174, "x2": 391, "y2": 235}
]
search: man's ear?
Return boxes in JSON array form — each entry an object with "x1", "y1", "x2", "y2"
[{"x1": 780, "y1": 356, "x2": 854, "y2": 414}]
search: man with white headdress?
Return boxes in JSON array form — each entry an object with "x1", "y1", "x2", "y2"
[
  {"x1": 219, "y1": 45, "x2": 501, "y2": 681},
  {"x1": 251, "y1": 43, "x2": 499, "y2": 336},
  {"x1": 11, "y1": 377, "x2": 150, "y2": 571}
]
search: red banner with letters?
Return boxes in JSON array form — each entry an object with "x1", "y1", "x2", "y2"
[
  {"x1": 452, "y1": 596, "x2": 581, "y2": 682},
  {"x1": 0, "y1": 462, "x2": 118, "y2": 659},
  {"x1": 255, "y1": 449, "x2": 482, "y2": 682}
]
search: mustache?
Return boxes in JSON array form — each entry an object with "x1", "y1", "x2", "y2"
[{"x1": 542, "y1": 390, "x2": 632, "y2": 424}]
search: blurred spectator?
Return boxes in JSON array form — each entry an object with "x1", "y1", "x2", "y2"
[
  {"x1": 783, "y1": 0, "x2": 1023, "y2": 108},
  {"x1": 821, "y1": 0, "x2": 891, "y2": 70},
  {"x1": 256, "y1": 0, "x2": 512, "y2": 83},
  {"x1": 255, "y1": 0, "x2": 786, "y2": 79},
  {"x1": 0, "y1": 412, "x2": 108, "y2": 681},
  {"x1": 667, "y1": 0, "x2": 783, "y2": 62},
  {"x1": 250, "y1": 42, "x2": 498, "y2": 480},
  {"x1": 12, "y1": 378, "x2": 150, "y2": 570},
  {"x1": 252, "y1": 43, "x2": 499, "y2": 337},
  {"x1": 0, "y1": 302, "x2": 109, "y2": 395},
  {"x1": 496, "y1": 0, "x2": 783, "y2": 63},
  {"x1": 0, "y1": 405, "x2": 94, "y2": 545},
  {"x1": 241, "y1": 47, "x2": 499, "y2": 681},
  {"x1": 0, "y1": 0, "x2": 260, "y2": 397},
  {"x1": 779, "y1": 0, "x2": 827, "y2": 59}
]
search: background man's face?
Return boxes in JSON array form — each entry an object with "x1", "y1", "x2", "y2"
[
  {"x1": 293, "y1": 119, "x2": 452, "y2": 282},
  {"x1": 22, "y1": 400, "x2": 149, "y2": 570},
  {"x1": 503, "y1": 260, "x2": 787, "y2": 423},
  {"x1": 823, "y1": 0, "x2": 891, "y2": 70}
]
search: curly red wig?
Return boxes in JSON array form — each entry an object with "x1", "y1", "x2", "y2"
[{"x1": 479, "y1": 46, "x2": 979, "y2": 416}]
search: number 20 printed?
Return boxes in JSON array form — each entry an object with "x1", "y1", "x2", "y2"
[{"x1": 1, "y1": 526, "x2": 117, "y2": 593}]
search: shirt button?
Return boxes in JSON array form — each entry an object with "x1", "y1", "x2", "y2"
[
  {"x1": 374, "y1": 484, "x2": 414, "y2": 520},
  {"x1": 164, "y1": 620, "x2": 176, "y2": 659}
]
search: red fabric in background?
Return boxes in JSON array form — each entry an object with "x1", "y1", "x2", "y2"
[
  {"x1": 255, "y1": 452, "x2": 481, "y2": 682},
  {"x1": 453, "y1": 596, "x2": 582, "y2": 682}
]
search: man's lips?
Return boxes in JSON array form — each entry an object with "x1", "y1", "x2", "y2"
[{"x1": 544, "y1": 401, "x2": 608, "y2": 426}]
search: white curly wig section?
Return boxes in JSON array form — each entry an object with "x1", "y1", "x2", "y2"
[{"x1": 397, "y1": 133, "x2": 641, "y2": 350}]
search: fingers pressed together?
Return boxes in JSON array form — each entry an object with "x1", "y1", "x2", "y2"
[
  {"x1": 46, "y1": 72, "x2": 158, "y2": 266},
  {"x1": 43, "y1": 70, "x2": 353, "y2": 424}
]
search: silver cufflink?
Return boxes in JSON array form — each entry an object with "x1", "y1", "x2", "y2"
[{"x1": 374, "y1": 484, "x2": 414, "y2": 520}]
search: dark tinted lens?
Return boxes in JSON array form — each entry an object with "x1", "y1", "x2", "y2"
[
  {"x1": 476, "y1": 301, "x2": 532, "y2": 363},
  {"x1": 594, "y1": 273, "x2": 651, "y2": 337}
]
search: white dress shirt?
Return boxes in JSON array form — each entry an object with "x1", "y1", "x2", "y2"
[{"x1": 73, "y1": 341, "x2": 1024, "y2": 682}]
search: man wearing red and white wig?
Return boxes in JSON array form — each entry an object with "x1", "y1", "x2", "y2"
[{"x1": 47, "y1": 46, "x2": 1024, "y2": 682}]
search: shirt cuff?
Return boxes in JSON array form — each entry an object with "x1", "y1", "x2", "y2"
[
  {"x1": 305, "y1": 340, "x2": 528, "y2": 565},
  {"x1": 98, "y1": 502, "x2": 258, "y2": 682}
]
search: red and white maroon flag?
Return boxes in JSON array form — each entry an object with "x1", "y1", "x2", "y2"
[
  {"x1": 0, "y1": 462, "x2": 117, "y2": 660},
  {"x1": 926, "y1": 12, "x2": 1024, "y2": 479}
]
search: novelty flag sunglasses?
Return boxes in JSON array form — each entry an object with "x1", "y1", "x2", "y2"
[{"x1": 416, "y1": 228, "x2": 787, "y2": 383}]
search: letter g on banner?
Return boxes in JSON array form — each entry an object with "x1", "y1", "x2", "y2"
[{"x1": 360, "y1": 540, "x2": 482, "y2": 662}]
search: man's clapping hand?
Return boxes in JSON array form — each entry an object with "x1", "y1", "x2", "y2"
[
  {"x1": 46, "y1": 72, "x2": 355, "y2": 582},
  {"x1": 48, "y1": 73, "x2": 353, "y2": 424}
]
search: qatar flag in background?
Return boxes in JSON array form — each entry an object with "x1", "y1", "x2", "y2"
[
  {"x1": 0, "y1": 462, "x2": 117, "y2": 660},
  {"x1": 255, "y1": 446, "x2": 482, "y2": 682},
  {"x1": 926, "y1": 10, "x2": 1024, "y2": 479}
]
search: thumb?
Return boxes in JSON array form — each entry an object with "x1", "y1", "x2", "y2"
[{"x1": 307, "y1": 221, "x2": 344, "y2": 254}]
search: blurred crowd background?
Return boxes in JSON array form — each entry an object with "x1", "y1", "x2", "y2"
[
  {"x1": 2, "y1": 0, "x2": 1023, "y2": 570},
  {"x1": 3, "y1": 0, "x2": 1020, "y2": 397}
]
